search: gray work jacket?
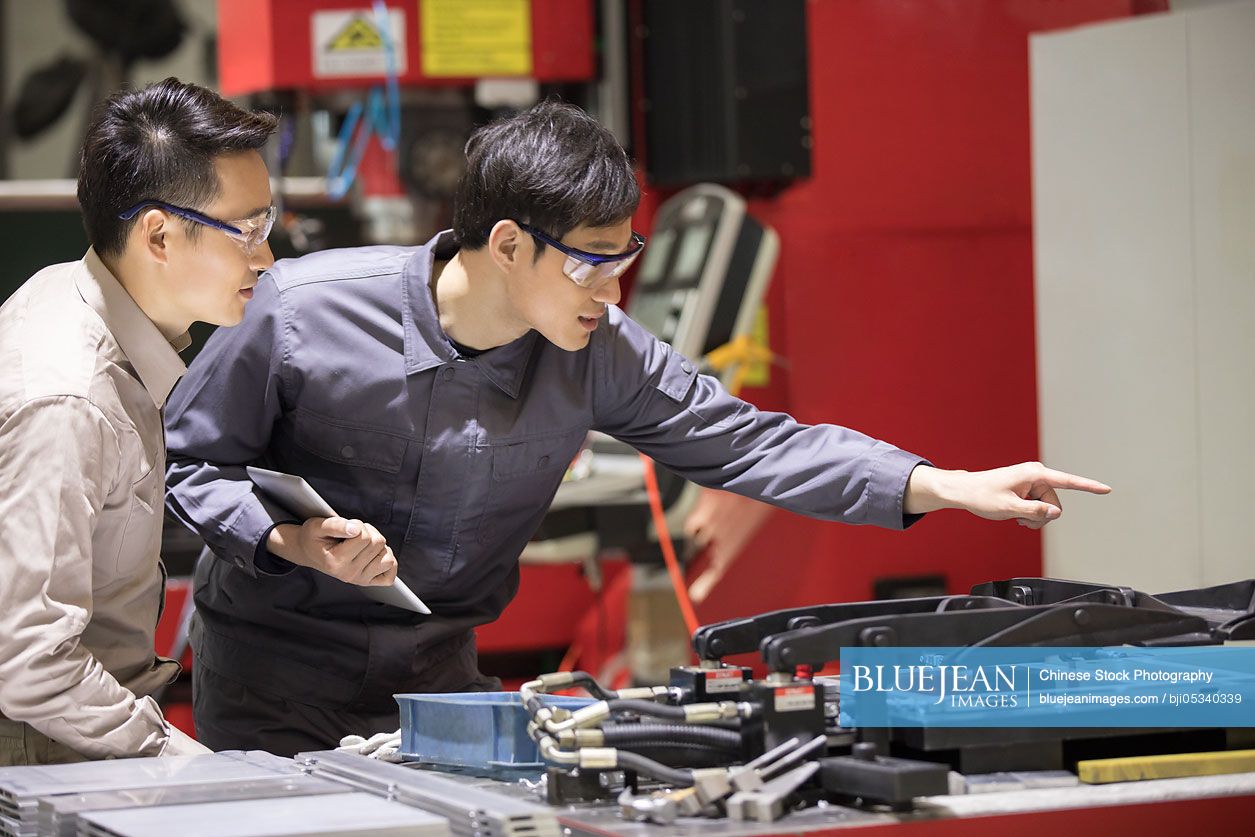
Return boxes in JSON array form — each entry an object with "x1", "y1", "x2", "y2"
[{"x1": 164, "y1": 232, "x2": 926, "y2": 711}]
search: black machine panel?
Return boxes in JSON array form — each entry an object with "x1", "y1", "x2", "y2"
[{"x1": 639, "y1": 0, "x2": 812, "y2": 188}]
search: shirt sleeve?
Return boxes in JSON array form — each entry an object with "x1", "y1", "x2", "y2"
[
  {"x1": 164, "y1": 273, "x2": 299, "y2": 577},
  {"x1": 0, "y1": 396, "x2": 178, "y2": 757},
  {"x1": 591, "y1": 309, "x2": 928, "y2": 530},
  {"x1": 159, "y1": 723, "x2": 212, "y2": 756}
]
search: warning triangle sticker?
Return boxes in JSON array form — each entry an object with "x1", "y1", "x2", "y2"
[{"x1": 328, "y1": 17, "x2": 383, "y2": 51}]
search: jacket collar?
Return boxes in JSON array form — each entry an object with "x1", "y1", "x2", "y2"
[
  {"x1": 401, "y1": 231, "x2": 538, "y2": 399},
  {"x1": 74, "y1": 248, "x2": 189, "y2": 409}
]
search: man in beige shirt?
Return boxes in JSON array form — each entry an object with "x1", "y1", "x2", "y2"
[{"x1": 0, "y1": 78, "x2": 277, "y2": 763}]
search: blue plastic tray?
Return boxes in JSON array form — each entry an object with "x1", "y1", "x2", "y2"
[{"x1": 395, "y1": 691, "x2": 593, "y2": 777}]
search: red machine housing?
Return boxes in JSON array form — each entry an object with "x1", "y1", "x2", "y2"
[{"x1": 217, "y1": 0, "x2": 594, "y2": 97}]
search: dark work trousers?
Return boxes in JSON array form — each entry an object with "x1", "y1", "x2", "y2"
[{"x1": 191, "y1": 633, "x2": 502, "y2": 757}]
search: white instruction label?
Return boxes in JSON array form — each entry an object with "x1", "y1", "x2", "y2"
[
  {"x1": 774, "y1": 686, "x2": 816, "y2": 712},
  {"x1": 312, "y1": 9, "x2": 408, "y2": 78},
  {"x1": 704, "y1": 669, "x2": 744, "y2": 694}
]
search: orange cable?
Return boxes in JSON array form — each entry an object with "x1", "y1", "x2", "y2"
[
  {"x1": 557, "y1": 641, "x2": 582, "y2": 674},
  {"x1": 640, "y1": 454, "x2": 700, "y2": 637}
]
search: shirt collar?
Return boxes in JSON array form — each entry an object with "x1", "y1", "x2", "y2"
[
  {"x1": 74, "y1": 248, "x2": 190, "y2": 409},
  {"x1": 402, "y1": 230, "x2": 538, "y2": 400}
]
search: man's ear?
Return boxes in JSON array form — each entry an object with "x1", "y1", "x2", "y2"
[
  {"x1": 138, "y1": 208, "x2": 170, "y2": 265},
  {"x1": 486, "y1": 219, "x2": 526, "y2": 274}
]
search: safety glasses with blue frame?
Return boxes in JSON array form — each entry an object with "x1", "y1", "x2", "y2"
[
  {"x1": 118, "y1": 200, "x2": 277, "y2": 254},
  {"x1": 514, "y1": 220, "x2": 646, "y2": 289}
]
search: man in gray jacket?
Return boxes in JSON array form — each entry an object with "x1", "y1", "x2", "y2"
[
  {"x1": 0, "y1": 78, "x2": 277, "y2": 764},
  {"x1": 164, "y1": 101, "x2": 1108, "y2": 756}
]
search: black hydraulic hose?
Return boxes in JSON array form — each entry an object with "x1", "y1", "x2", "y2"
[
  {"x1": 568, "y1": 671, "x2": 616, "y2": 700},
  {"x1": 607, "y1": 699, "x2": 688, "y2": 720},
  {"x1": 617, "y1": 742, "x2": 743, "y2": 770},
  {"x1": 616, "y1": 750, "x2": 695, "y2": 787},
  {"x1": 601, "y1": 723, "x2": 741, "y2": 750},
  {"x1": 620, "y1": 741, "x2": 733, "y2": 753}
]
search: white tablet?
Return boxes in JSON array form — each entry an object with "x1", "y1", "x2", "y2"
[{"x1": 246, "y1": 466, "x2": 431, "y2": 615}]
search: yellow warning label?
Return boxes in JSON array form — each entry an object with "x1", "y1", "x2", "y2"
[
  {"x1": 329, "y1": 18, "x2": 384, "y2": 51},
  {"x1": 312, "y1": 9, "x2": 407, "y2": 78},
  {"x1": 421, "y1": 0, "x2": 532, "y2": 77}
]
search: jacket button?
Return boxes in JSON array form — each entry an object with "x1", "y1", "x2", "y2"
[
  {"x1": 442, "y1": 367, "x2": 455, "y2": 381},
  {"x1": 341, "y1": 445, "x2": 356, "y2": 459},
  {"x1": 680, "y1": 361, "x2": 693, "y2": 374},
  {"x1": 538, "y1": 455, "x2": 550, "y2": 468}
]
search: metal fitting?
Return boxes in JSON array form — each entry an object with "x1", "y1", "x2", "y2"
[
  {"x1": 573, "y1": 729, "x2": 605, "y2": 747},
  {"x1": 578, "y1": 747, "x2": 619, "y2": 770},
  {"x1": 615, "y1": 685, "x2": 670, "y2": 701},
  {"x1": 566, "y1": 701, "x2": 611, "y2": 729},
  {"x1": 538, "y1": 736, "x2": 579, "y2": 765},
  {"x1": 538, "y1": 672, "x2": 577, "y2": 690},
  {"x1": 681, "y1": 701, "x2": 743, "y2": 723}
]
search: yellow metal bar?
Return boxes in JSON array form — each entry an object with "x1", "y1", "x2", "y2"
[{"x1": 1077, "y1": 748, "x2": 1255, "y2": 784}]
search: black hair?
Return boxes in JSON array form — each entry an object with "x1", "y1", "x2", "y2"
[
  {"x1": 77, "y1": 77, "x2": 277, "y2": 257},
  {"x1": 452, "y1": 100, "x2": 640, "y2": 253}
]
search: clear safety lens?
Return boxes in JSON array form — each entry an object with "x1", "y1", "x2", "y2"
[
  {"x1": 562, "y1": 249, "x2": 641, "y2": 289},
  {"x1": 228, "y1": 206, "x2": 277, "y2": 253}
]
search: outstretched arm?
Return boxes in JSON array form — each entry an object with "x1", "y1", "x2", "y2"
[{"x1": 905, "y1": 462, "x2": 1111, "y2": 529}]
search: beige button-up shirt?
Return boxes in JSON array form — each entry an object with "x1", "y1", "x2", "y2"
[{"x1": 0, "y1": 249, "x2": 207, "y2": 759}]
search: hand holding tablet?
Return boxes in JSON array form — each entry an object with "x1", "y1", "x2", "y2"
[{"x1": 246, "y1": 466, "x2": 431, "y2": 615}]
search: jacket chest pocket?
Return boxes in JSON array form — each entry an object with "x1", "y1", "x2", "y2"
[
  {"x1": 113, "y1": 459, "x2": 164, "y2": 576},
  {"x1": 477, "y1": 431, "x2": 586, "y2": 545},
  {"x1": 291, "y1": 410, "x2": 409, "y2": 527}
]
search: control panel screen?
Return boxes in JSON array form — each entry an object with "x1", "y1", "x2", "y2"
[
  {"x1": 673, "y1": 224, "x2": 714, "y2": 282},
  {"x1": 637, "y1": 228, "x2": 674, "y2": 287}
]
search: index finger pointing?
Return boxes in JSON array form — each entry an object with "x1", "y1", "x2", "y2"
[{"x1": 1039, "y1": 468, "x2": 1111, "y2": 494}]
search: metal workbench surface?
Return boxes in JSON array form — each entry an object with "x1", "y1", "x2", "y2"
[{"x1": 409, "y1": 766, "x2": 1255, "y2": 836}]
